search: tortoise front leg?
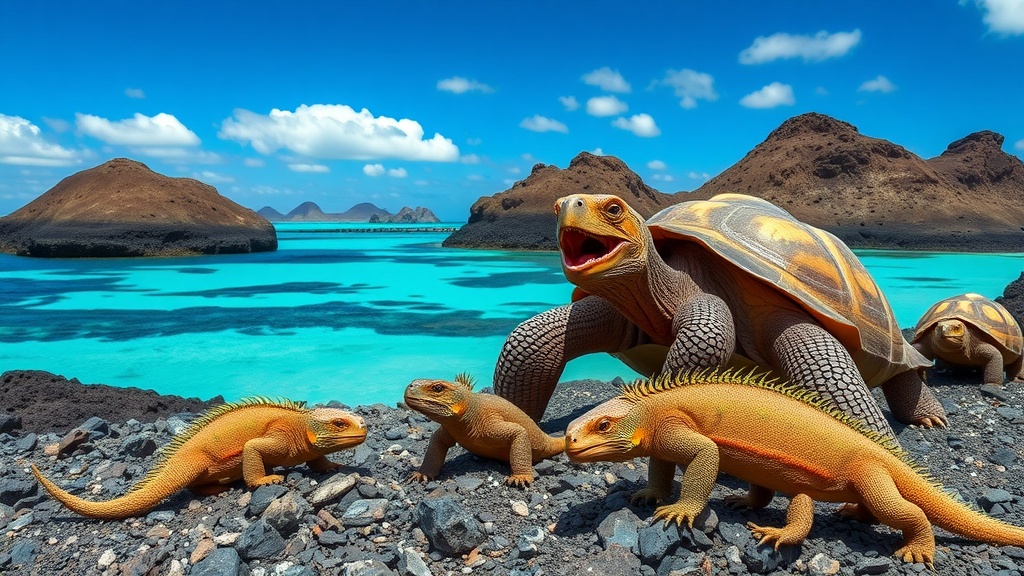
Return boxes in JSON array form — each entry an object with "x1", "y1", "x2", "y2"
[
  {"x1": 974, "y1": 341, "x2": 1007, "y2": 386},
  {"x1": 494, "y1": 296, "x2": 640, "y2": 420},
  {"x1": 1007, "y1": 354, "x2": 1024, "y2": 383},
  {"x1": 664, "y1": 293, "x2": 736, "y2": 374}
]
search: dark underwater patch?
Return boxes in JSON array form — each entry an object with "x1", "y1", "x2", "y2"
[
  {"x1": 163, "y1": 281, "x2": 380, "y2": 298},
  {"x1": 445, "y1": 270, "x2": 566, "y2": 288}
]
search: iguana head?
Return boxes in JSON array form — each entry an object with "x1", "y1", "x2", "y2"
[
  {"x1": 555, "y1": 194, "x2": 651, "y2": 292},
  {"x1": 936, "y1": 319, "x2": 969, "y2": 350},
  {"x1": 564, "y1": 397, "x2": 645, "y2": 463},
  {"x1": 404, "y1": 373, "x2": 475, "y2": 421},
  {"x1": 306, "y1": 408, "x2": 367, "y2": 451}
]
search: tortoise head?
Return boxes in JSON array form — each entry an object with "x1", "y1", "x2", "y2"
[
  {"x1": 936, "y1": 319, "x2": 969, "y2": 348},
  {"x1": 555, "y1": 194, "x2": 650, "y2": 287},
  {"x1": 564, "y1": 397, "x2": 644, "y2": 463},
  {"x1": 306, "y1": 408, "x2": 367, "y2": 452}
]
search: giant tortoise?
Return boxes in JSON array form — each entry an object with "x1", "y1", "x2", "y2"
[{"x1": 494, "y1": 193, "x2": 947, "y2": 438}]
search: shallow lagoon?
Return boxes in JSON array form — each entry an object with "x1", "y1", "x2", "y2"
[{"x1": 2, "y1": 224, "x2": 1022, "y2": 407}]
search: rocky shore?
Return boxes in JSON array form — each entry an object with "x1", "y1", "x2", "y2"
[{"x1": 4, "y1": 362, "x2": 1024, "y2": 576}]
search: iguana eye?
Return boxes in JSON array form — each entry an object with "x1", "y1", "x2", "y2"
[
  {"x1": 332, "y1": 419, "x2": 348, "y2": 428},
  {"x1": 597, "y1": 419, "x2": 611, "y2": 432},
  {"x1": 431, "y1": 384, "x2": 445, "y2": 393}
]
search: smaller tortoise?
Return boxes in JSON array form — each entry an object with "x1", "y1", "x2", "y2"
[{"x1": 912, "y1": 293, "x2": 1024, "y2": 386}]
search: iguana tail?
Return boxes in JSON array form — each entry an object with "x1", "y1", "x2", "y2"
[
  {"x1": 32, "y1": 462, "x2": 205, "y2": 520},
  {"x1": 891, "y1": 461, "x2": 1024, "y2": 546}
]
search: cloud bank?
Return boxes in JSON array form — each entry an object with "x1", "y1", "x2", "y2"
[
  {"x1": 612, "y1": 114, "x2": 660, "y2": 137},
  {"x1": 586, "y1": 96, "x2": 628, "y2": 117},
  {"x1": 977, "y1": 0, "x2": 1024, "y2": 34},
  {"x1": 740, "y1": 83, "x2": 795, "y2": 108},
  {"x1": 858, "y1": 75, "x2": 897, "y2": 93},
  {"x1": 76, "y1": 112, "x2": 200, "y2": 146},
  {"x1": 739, "y1": 29, "x2": 862, "y2": 64},
  {"x1": 658, "y1": 69, "x2": 718, "y2": 109},
  {"x1": 437, "y1": 77, "x2": 494, "y2": 94},
  {"x1": 219, "y1": 104, "x2": 459, "y2": 162},
  {"x1": 0, "y1": 114, "x2": 81, "y2": 166},
  {"x1": 582, "y1": 67, "x2": 631, "y2": 93},
  {"x1": 520, "y1": 115, "x2": 568, "y2": 133}
]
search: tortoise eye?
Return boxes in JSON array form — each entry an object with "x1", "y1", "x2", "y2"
[
  {"x1": 607, "y1": 203, "x2": 622, "y2": 216},
  {"x1": 431, "y1": 384, "x2": 445, "y2": 393}
]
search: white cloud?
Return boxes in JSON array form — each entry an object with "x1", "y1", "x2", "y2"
[
  {"x1": 582, "y1": 67, "x2": 631, "y2": 93},
  {"x1": 739, "y1": 29, "x2": 862, "y2": 64},
  {"x1": 647, "y1": 159, "x2": 667, "y2": 170},
  {"x1": 658, "y1": 69, "x2": 718, "y2": 109},
  {"x1": 858, "y1": 75, "x2": 897, "y2": 93},
  {"x1": 244, "y1": 158, "x2": 265, "y2": 167},
  {"x1": 1015, "y1": 139, "x2": 1024, "y2": 151},
  {"x1": 437, "y1": 77, "x2": 494, "y2": 94},
  {"x1": 363, "y1": 163, "x2": 385, "y2": 176},
  {"x1": 460, "y1": 154, "x2": 481, "y2": 164},
  {"x1": 688, "y1": 171, "x2": 712, "y2": 180},
  {"x1": 520, "y1": 115, "x2": 568, "y2": 133},
  {"x1": 612, "y1": 113, "x2": 661, "y2": 137},
  {"x1": 977, "y1": 0, "x2": 1024, "y2": 34},
  {"x1": 591, "y1": 148, "x2": 605, "y2": 156},
  {"x1": 414, "y1": 179, "x2": 430, "y2": 186},
  {"x1": 125, "y1": 88, "x2": 146, "y2": 99},
  {"x1": 219, "y1": 104, "x2": 459, "y2": 162},
  {"x1": 586, "y1": 96, "x2": 628, "y2": 117},
  {"x1": 194, "y1": 170, "x2": 234, "y2": 184},
  {"x1": 740, "y1": 82, "x2": 796, "y2": 108},
  {"x1": 289, "y1": 163, "x2": 329, "y2": 173},
  {"x1": 387, "y1": 167, "x2": 408, "y2": 178},
  {"x1": 76, "y1": 112, "x2": 200, "y2": 146},
  {"x1": 651, "y1": 174, "x2": 674, "y2": 182},
  {"x1": 0, "y1": 114, "x2": 81, "y2": 166},
  {"x1": 560, "y1": 96, "x2": 580, "y2": 111},
  {"x1": 43, "y1": 117, "x2": 70, "y2": 133}
]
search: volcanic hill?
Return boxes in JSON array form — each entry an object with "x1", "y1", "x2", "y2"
[
  {"x1": 443, "y1": 152, "x2": 674, "y2": 250},
  {"x1": 684, "y1": 113, "x2": 1024, "y2": 251},
  {"x1": 260, "y1": 202, "x2": 439, "y2": 223},
  {"x1": 0, "y1": 158, "x2": 277, "y2": 258}
]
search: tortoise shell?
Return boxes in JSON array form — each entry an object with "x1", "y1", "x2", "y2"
[
  {"x1": 645, "y1": 193, "x2": 929, "y2": 387},
  {"x1": 912, "y1": 293, "x2": 1023, "y2": 355}
]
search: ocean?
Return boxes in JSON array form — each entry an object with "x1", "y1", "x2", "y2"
[{"x1": 2, "y1": 223, "x2": 1022, "y2": 407}]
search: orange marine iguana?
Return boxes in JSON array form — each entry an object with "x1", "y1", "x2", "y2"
[
  {"x1": 32, "y1": 398, "x2": 367, "y2": 519},
  {"x1": 404, "y1": 374, "x2": 563, "y2": 487},
  {"x1": 565, "y1": 369, "x2": 1024, "y2": 567}
]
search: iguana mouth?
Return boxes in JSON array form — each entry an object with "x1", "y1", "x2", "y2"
[{"x1": 559, "y1": 227, "x2": 625, "y2": 271}]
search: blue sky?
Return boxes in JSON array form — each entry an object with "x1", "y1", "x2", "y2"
[{"x1": 2, "y1": 1, "x2": 1023, "y2": 222}]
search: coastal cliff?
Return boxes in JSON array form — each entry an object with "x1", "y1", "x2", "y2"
[{"x1": 0, "y1": 158, "x2": 277, "y2": 258}]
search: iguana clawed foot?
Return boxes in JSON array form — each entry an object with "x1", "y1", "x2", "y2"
[
  {"x1": 652, "y1": 502, "x2": 704, "y2": 528},
  {"x1": 746, "y1": 522, "x2": 806, "y2": 549},
  {"x1": 250, "y1": 474, "x2": 285, "y2": 487},
  {"x1": 894, "y1": 544, "x2": 934, "y2": 569},
  {"x1": 505, "y1": 474, "x2": 533, "y2": 488}
]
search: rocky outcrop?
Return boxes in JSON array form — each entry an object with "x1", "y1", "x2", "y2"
[
  {"x1": 0, "y1": 159, "x2": 277, "y2": 258},
  {"x1": 256, "y1": 206, "x2": 284, "y2": 220},
  {"x1": 444, "y1": 152, "x2": 674, "y2": 250},
  {"x1": 684, "y1": 113, "x2": 1024, "y2": 251},
  {"x1": 369, "y1": 207, "x2": 440, "y2": 224}
]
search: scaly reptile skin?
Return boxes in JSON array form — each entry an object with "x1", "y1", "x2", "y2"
[
  {"x1": 566, "y1": 370, "x2": 1024, "y2": 567},
  {"x1": 32, "y1": 398, "x2": 366, "y2": 519},
  {"x1": 405, "y1": 374, "x2": 563, "y2": 487}
]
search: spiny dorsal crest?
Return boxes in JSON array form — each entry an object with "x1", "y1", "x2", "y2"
[
  {"x1": 454, "y1": 372, "x2": 475, "y2": 391},
  {"x1": 128, "y1": 397, "x2": 308, "y2": 493}
]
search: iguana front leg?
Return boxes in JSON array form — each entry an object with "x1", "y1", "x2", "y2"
[
  {"x1": 495, "y1": 296, "x2": 640, "y2": 420},
  {"x1": 747, "y1": 493, "x2": 815, "y2": 549},
  {"x1": 651, "y1": 429, "x2": 719, "y2": 528},
  {"x1": 489, "y1": 421, "x2": 536, "y2": 488},
  {"x1": 242, "y1": 437, "x2": 292, "y2": 487},
  {"x1": 410, "y1": 427, "x2": 456, "y2": 482}
]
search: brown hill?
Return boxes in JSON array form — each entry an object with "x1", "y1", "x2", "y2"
[
  {"x1": 369, "y1": 206, "x2": 440, "y2": 223},
  {"x1": 0, "y1": 158, "x2": 277, "y2": 257},
  {"x1": 683, "y1": 113, "x2": 1024, "y2": 251},
  {"x1": 443, "y1": 152, "x2": 674, "y2": 249}
]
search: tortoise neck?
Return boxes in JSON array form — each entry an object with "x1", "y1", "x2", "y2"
[{"x1": 597, "y1": 247, "x2": 699, "y2": 343}]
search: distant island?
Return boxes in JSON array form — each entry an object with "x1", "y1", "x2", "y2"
[
  {"x1": 0, "y1": 158, "x2": 276, "y2": 258},
  {"x1": 445, "y1": 112, "x2": 1024, "y2": 252},
  {"x1": 258, "y1": 202, "x2": 440, "y2": 223}
]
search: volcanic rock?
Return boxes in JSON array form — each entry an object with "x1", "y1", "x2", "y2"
[
  {"x1": 369, "y1": 206, "x2": 440, "y2": 223},
  {"x1": 684, "y1": 113, "x2": 1024, "y2": 251},
  {"x1": 0, "y1": 158, "x2": 277, "y2": 257},
  {"x1": 443, "y1": 152, "x2": 674, "y2": 250}
]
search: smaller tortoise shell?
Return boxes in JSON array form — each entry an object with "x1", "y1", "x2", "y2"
[{"x1": 912, "y1": 293, "x2": 1023, "y2": 355}]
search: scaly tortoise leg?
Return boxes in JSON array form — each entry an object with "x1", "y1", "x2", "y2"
[
  {"x1": 664, "y1": 293, "x2": 736, "y2": 375},
  {"x1": 881, "y1": 370, "x2": 947, "y2": 428},
  {"x1": 494, "y1": 296, "x2": 640, "y2": 421}
]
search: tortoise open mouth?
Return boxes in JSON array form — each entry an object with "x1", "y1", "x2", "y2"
[{"x1": 559, "y1": 227, "x2": 625, "y2": 271}]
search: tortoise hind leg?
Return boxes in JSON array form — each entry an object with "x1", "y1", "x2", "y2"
[
  {"x1": 881, "y1": 370, "x2": 947, "y2": 428},
  {"x1": 1007, "y1": 355, "x2": 1024, "y2": 383}
]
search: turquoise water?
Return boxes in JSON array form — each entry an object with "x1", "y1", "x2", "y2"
[{"x1": 2, "y1": 224, "x2": 1022, "y2": 407}]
